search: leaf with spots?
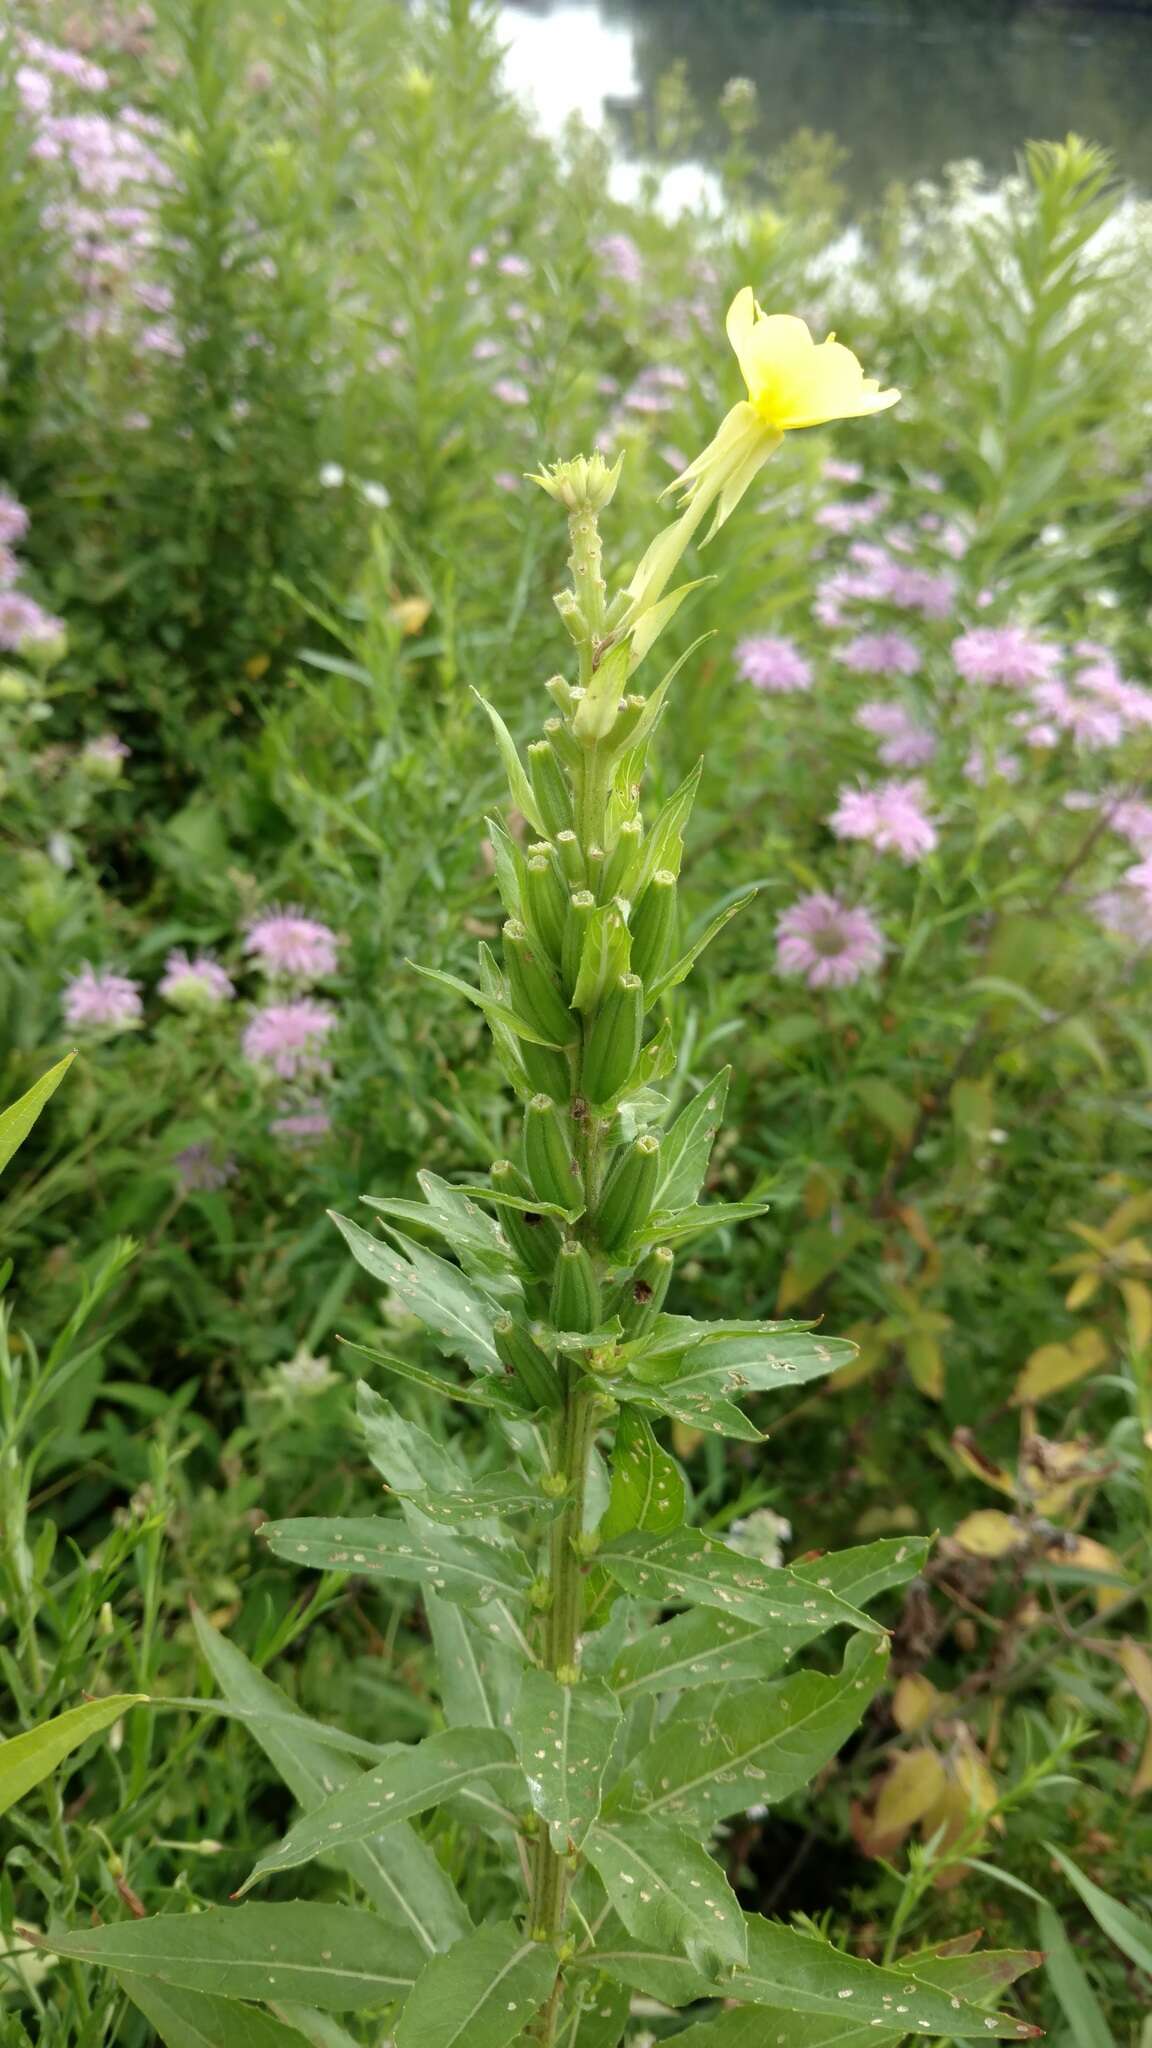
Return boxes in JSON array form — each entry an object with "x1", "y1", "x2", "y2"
[
  {"x1": 606, "y1": 1634, "x2": 890, "y2": 1827},
  {"x1": 555, "y1": 1973, "x2": 631, "y2": 2048},
  {"x1": 394, "y1": 1922, "x2": 557, "y2": 2048},
  {"x1": 652, "y1": 1070, "x2": 730, "y2": 1213},
  {"x1": 261, "y1": 1516, "x2": 531, "y2": 1610},
  {"x1": 619, "y1": 1379, "x2": 765, "y2": 1444},
  {"x1": 513, "y1": 1670, "x2": 622, "y2": 1852},
  {"x1": 610, "y1": 1537, "x2": 931, "y2": 1700},
  {"x1": 192, "y1": 1609, "x2": 470, "y2": 1955},
  {"x1": 37, "y1": 1904, "x2": 424, "y2": 2012},
  {"x1": 601, "y1": 1411, "x2": 685, "y2": 1541},
  {"x1": 584, "y1": 1818, "x2": 747, "y2": 1978},
  {"x1": 117, "y1": 1977, "x2": 317, "y2": 2048},
  {"x1": 596, "y1": 1528, "x2": 884, "y2": 1636},
  {"x1": 361, "y1": 1172, "x2": 514, "y2": 1279},
  {"x1": 331, "y1": 1212, "x2": 502, "y2": 1375},
  {"x1": 238, "y1": 1727, "x2": 524, "y2": 1893},
  {"x1": 628, "y1": 1329, "x2": 857, "y2": 1401}
]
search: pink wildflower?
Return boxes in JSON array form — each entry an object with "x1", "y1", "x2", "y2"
[
  {"x1": 62, "y1": 965, "x2": 142, "y2": 1035},
  {"x1": 1093, "y1": 887, "x2": 1152, "y2": 947},
  {"x1": 775, "y1": 893, "x2": 885, "y2": 990},
  {"x1": 736, "y1": 635, "x2": 813, "y2": 694},
  {"x1": 0, "y1": 493, "x2": 29, "y2": 546},
  {"x1": 0, "y1": 593, "x2": 64, "y2": 652},
  {"x1": 829, "y1": 778, "x2": 938, "y2": 863},
  {"x1": 855, "y1": 701, "x2": 936, "y2": 769},
  {"x1": 492, "y1": 378, "x2": 530, "y2": 407},
  {"x1": 242, "y1": 1000, "x2": 336, "y2": 1080},
  {"x1": 598, "y1": 233, "x2": 642, "y2": 285},
  {"x1": 158, "y1": 949, "x2": 235, "y2": 1011},
  {"x1": 952, "y1": 625, "x2": 1061, "y2": 688},
  {"x1": 841, "y1": 631, "x2": 922, "y2": 678},
  {"x1": 270, "y1": 1101, "x2": 333, "y2": 1144},
  {"x1": 244, "y1": 909, "x2": 339, "y2": 983}
]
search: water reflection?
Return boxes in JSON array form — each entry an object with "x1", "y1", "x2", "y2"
[{"x1": 499, "y1": 0, "x2": 1152, "y2": 205}]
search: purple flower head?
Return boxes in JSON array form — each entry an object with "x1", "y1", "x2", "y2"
[
  {"x1": 840, "y1": 631, "x2": 921, "y2": 678},
  {"x1": 0, "y1": 592, "x2": 64, "y2": 654},
  {"x1": 1093, "y1": 886, "x2": 1152, "y2": 947},
  {"x1": 952, "y1": 625, "x2": 1061, "y2": 689},
  {"x1": 0, "y1": 493, "x2": 29, "y2": 548},
  {"x1": 270, "y1": 1099, "x2": 333, "y2": 1145},
  {"x1": 598, "y1": 232, "x2": 642, "y2": 285},
  {"x1": 496, "y1": 253, "x2": 532, "y2": 279},
  {"x1": 159, "y1": 949, "x2": 235, "y2": 1012},
  {"x1": 492, "y1": 378, "x2": 530, "y2": 407},
  {"x1": 1106, "y1": 797, "x2": 1152, "y2": 852},
  {"x1": 830, "y1": 778, "x2": 938, "y2": 863},
  {"x1": 1028, "y1": 678, "x2": 1125, "y2": 751},
  {"x1": 242, "y1": 1000, "x2": 336, "y2": 1080},
  {"x1": 1127, "y1": 856, "x2": 1152, "y2": 904},
  {"x1": 855, "y1": 701, "x2": 936, "y2": 770},
  {"x1": 775, "y1": 893, "x2": 885, "y2": 990},
  {"x1": 736, "y1": 635, "x2": 813, "y2": 694},
  {"x1": 62, "y1": 965, "x2": 142, "y2": 1035},
  {"x1": 244, "y1": 908, "x2": 339, "y2": 984},
  {"x1": 822, "y1": 459, "x2": 863, "y2": 486},
  {"x1": 174, "y1": 1142, "x2": 237, "y2": 1192},
  {"x1": 964, "y1": 745, "x2": 1021, "y2": 786},
  {"x1": 80, "y1": 732, "x2": 130, "y2": 780}
]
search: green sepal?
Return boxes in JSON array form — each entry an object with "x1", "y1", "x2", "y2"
[
  {"x1": 493, "y1": 1315, "x2": 561, "y2": 1412},
  {"x1": 572, "y1": 639, "x2": 631, "y2": 741},
  {"x1": 523, "y1": 1093, "x2": 584, "y2": 1211},
  {"x1": 503, "y1": 920, "x2": 578, "y2": 1046},
  {"x1": 600, "y1": 816, "x2": 643, "y2": 902},
  {"x1": 581, "y1": 974, "x2": 644, "y2": 1106},
  {"x1": 472, "y1": 690, "x2": 547, "y2": 836},
  {"x1": 528, "y1": 737, "x2": 574, "y2": 838},
  {"x1": 571, "y1": 902, "x2": 630, "y2": 1014},
  {"x1": 519, "y1": 1033, "x2": 575, "y2": 1101},
  {"x1": 550, "y1": 1239, "x2": 602, "y2": 1333},
  {"x1": 630, "y1": 868, "x2": 679, "y2": 987}
]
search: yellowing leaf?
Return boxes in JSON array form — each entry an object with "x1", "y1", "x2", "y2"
[
  {"x1": 1065, "y1": 1272, "x2": 1099, "y2": 1311},
  {"x1": 1022, "y1": 1436, "x2": 1100, "y2": 1517},
  {"x1": 1120, "y1": 1279, "x2": 1152, "y2": 1354},
  {"x1": 904, "y1": 1328, "x2": 944, "y2": 1400},
  {"x1": 1012, "y1": 1328, "x2": 1107, "y2": 1406},
  {"x1": 1049, "y1": 1535, "x2": 1129, "y2": 1615},
  {"x1": 951, "y1": 1428, "x2": 1016, "y2": 1499},
  {"x1": 873, "y1": 1748, "x2": 947, "y2": 1842},
  {"x1": 953, "y1": 1510, "x2": 1024, "y2": 1560},
  {"x1": 892, "y1": 1673, "x2": 944, "y2": 1733},
  {"x1": 829, "y1": 1321, "x2": 885, "y2": 1392},
  {"x1": 390, "y1": 596, "x2": 432, "y2": 636}
]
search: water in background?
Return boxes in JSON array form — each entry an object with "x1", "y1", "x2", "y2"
[{"x1": 498, "y1": 0, "x2": 1152, "y2": 209}]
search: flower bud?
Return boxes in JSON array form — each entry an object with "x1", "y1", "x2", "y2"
[
  {"x1": 519, "y1": 1034, "x2": 573, "y2": 1101},
  {"x1": 549, "y1": 1238, "x2": 602, "y2": 1333},
  {"x1": 601, "y1": 817, "x2": 643, "y2": 903},
  {"x1": 523, "y1": 1093, "x2": 583, "y2": 1212},
  {"x1": 525, "y1": 853, "x2": 568, "y2": 960},
  {"x1": 607, "y1": 1243, "x2": 675, "y2": 1336},
  {"x1": 493, "y1": 1314, "x2": 560, "y2": 1411},
  {"x1": 581, "y1": 972, "x2": 644, "y2": 1106},
  {"x1": 529, "y1": 453, "x2": 623, "y2": 514},
  {"x1": 555, "y1": 830, "x2": 585, "y2": 887},
  {"x1": 561, "y1": 889, "x2": 597, "y2": 995},
  {"x1": 492, "y1": 1156, "x2": 564, "y2": 1275},
  {"x1": 503, "y1": 918, "x2": 576, "y2": 1047},
  {"x1": 630, "y1": 868, "x2": 679, "y2": 986},
  {"x1": 595, "y1": 1132, "x2": 661, "y2": 1255},
  {"x1": 528, "y1": 739, "x2": 574, "y2": 838}
]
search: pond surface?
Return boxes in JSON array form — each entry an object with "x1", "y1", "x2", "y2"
[{"x1": 498, "y1": 1, "x2": 1152, "y2": 207}]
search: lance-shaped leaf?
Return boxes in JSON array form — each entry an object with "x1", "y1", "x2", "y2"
[
  {"x1": 902, "y1": 1941, "x2": 1042, "y2": 2004},
  {"x1": 357, "y1": 1382, "x2": 471, "y2": 1496},
  {"x1": 620, "y1": 1380, "x2": 765, "y2": 1444},
  {"x1": 331, "y1": 1213, "x2": 502, "y2": 1374},
  {"x1": 392, "y1": 1476, "x2": 554, "y2": 1526},
  {"x1": 361, "y1": 1174, "x2": 512, "y2": 1277},
  {"x1": 192, "y1": 1610, "x2": 470, "y2": 1954},
  {"x1": 394, "y1": 1921, "x2": 557, "y2": 2048},
  {"x1": 611, "y1": 1537, "x2": 930, "y2": 1700},
  {"x1": 633, "y1": 760, "x2": 702, "y2": 897},
  {"x1": 653, "y1": 1071, "x2": 729, "y2": 1213},
  {"x1": 339, "y1": 1338, "x2": 528, "y2": 1417},
  {"x1": 513, "y1": 1671, "x2": 621, "y2": 1852},
  {"x1": 0, "y1": 1051, "x2": 75, "y2": 1174},
  {"x1": 453, "y1": 1183, "x2": 582, "y2": 1222},
  {"x1": 653, "y1": 2009, "x2": 893, "y2": 2047},
  {"x1": 424, "y1": 1591, "x2": 523, "y2": 1733},
  {"x1": 555, "y1": 1974, "x2": 631, "y2": 2048},
  {"x1": 240, "y1": 1728, "x2": 521, "y2": 1890},
  {"x1": 628, "y1": 1329, "x2": 856, "y2": 1402},
  {"x1": 589, "y1": 1913, "x2": 1039, "y2": 2038},
  {"x1": 584, "y1": 1818, "x2": 746, "y2": 1977},
  {"x1": 596, "y1": 1527, "x2": 883, "y2": 1635},
  {"x1": 261, "y1": 1517, "x2": 531, "y2": 1608},
  {"x1": 118, "y1": 1976, "x2": 316, "y2": 2048},
  {"x1": 472, "y1": 690, "x2": 548, "y2": 835},
  {"x1": 634, "y1": 1198, "x2": 770, "y2": 1250},
  {"x1": 408, "y1": 960, "x2": 564, "y2": 1049},
  {"x1": 646, "y1": 888, "x2": 757, "y2": 1004},
  {"x1": 608, "y1": 1635, "x2": 889, "y2": 1826},
  {"x1": 601, "y1": 1410, "x2": 684, "y2": 1541},
  {"x1": 38, "y1": 1904, "x2": 425, "y2": 2012},
  {"x1": 0, "y1": 1693, "x2": 145, "y2": 1819}
]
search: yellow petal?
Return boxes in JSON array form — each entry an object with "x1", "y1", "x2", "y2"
[{"x1": 724, "y1": 289, "x2": 899, "y2": 432}]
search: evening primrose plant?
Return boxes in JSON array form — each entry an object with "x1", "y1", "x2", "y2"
[{"x1": 37, "y1": 302, "x2": 1039, "y2": 2048}]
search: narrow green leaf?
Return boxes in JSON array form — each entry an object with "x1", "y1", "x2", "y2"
[
  {"x1": 394, "y1": 1921, "x2": 556, "y2": 2048},
  {"x1": 555, "y1": 1975, "x2": 630, "y2": 2048},
  {"x1": 572, "y1": 904, "x2": 631, "y2": 1015},
  {"x1": 628, "y1": 1330, "x2": 856, "y2": 1400},
  {"x1": 633, "y1": 760, "x2": 702, "y2": 896},
  {"x1": 39, "y1": 1905, "x2": 423, "y2": 2011},
  {"x1": 585, "y1": 1818, "x2": 746, "y2": 1977},
  {"x1": 330, "y1": 1212, "x2": 501, "y2": 1374},
  {"x1": 361, "y1": 1175, "x2": 512, "y2": 1274},
  {"x1": 408, "y1": 960, "x2": 563, "y2": 1049},
  {"x1": 647, "y1": 888, "x2": 757, "y2": 1004},
  {"x1": 261, "y1": 1516, "x2": 531, "y2": 1607},
  {"x1": 653, "y1": 1071, "x2": 730, "y2": 1213},
  {"x1": 620, "y1": 1380, "x2": 764, "y2": 1444},
  {"x1": 513, "y1": 1671, "x2": 621, "y2": 1852},
  {"x1": 241, "y1": 1728, "x2": 521, "y2": 1890},
  {"x1": 0, "y1": 1052, "x2": 75, "y2": 1175},
  {"x1": 339, "y1": 1338, "x2": 527, "y2": 1416},
  {"x1": 635, "y1": 1198, "x2": 770, "y2": 1249},
  {"x1": 1039, "y1": 1905, "x2": 1113, "y2": 2048},
  {"x1": 1045, "y1": 1842, "x2": 1152, "y2": 1976},
  {"x1": 392, "y1": 1476, "x2": 551, "y2": 1526},
  {"x1": 600, "y1": 1410, "x2": 684, "y2": 1541},
  {"x1": 472, "y1": 691, "x2": 547, "y2": 835},
  {"x1": 118, "y1": 1975, "x2": 313, "y2": 2048},
  {"x1": 192, "y1": 1611, "x2": 469, "y2": 1954},
  {"x1": 596, "y1": 1528, "x2": 883, "y2": 1636},
  {"x1": 424, "y1": 1591, "x2": 523, "y2": 1733},
  {"x1": 0, "y1": 1694, "x2": 145, "y2": 1819},
  {"x1": 611, "y1": 1537, "x2": 930, "y2": 1699},
  {"x1": 665, "y1": 2010, "x2": 896, "y2": 2047},
  {"x1": 609, "y1": 1635, "x2": 889, "y2": 1825},
  {"x1": 450, "y1": 1183, "x2": 582, "y2": 1222}
]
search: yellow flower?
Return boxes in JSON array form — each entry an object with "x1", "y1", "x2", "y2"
[{"x1": 725, "y1": 287, "x2": 899, "y2": 431}]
